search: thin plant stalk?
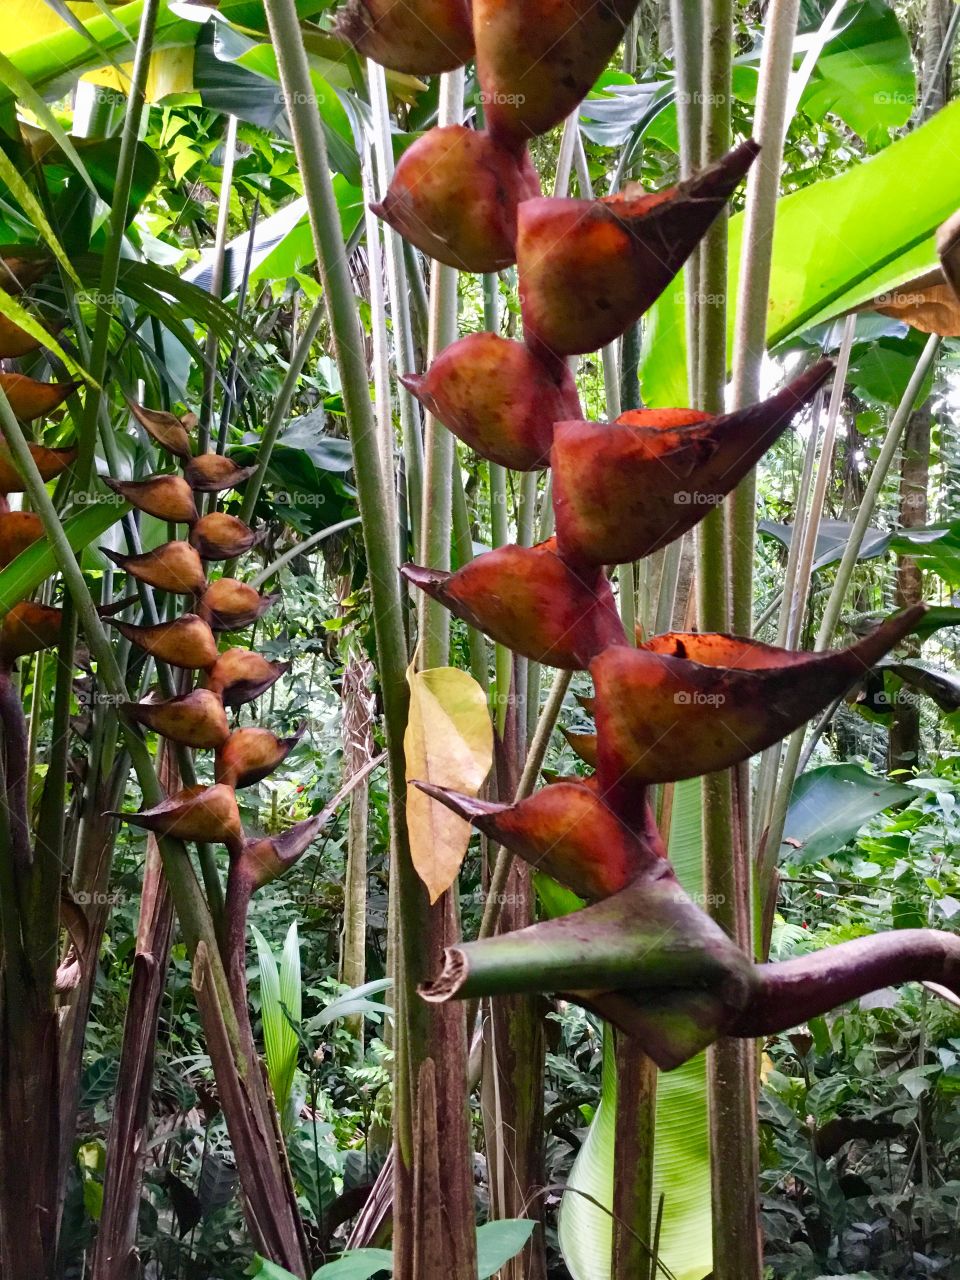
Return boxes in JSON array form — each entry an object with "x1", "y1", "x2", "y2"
[
  {"x1": 74, "y1": 0, "x2": 160, "y2": 491},
  {"x1": 199, "y1": 113, "x2": 239, "y2": 451},
  {"x1": 728, "y1": 0, "x2": 802, "y2": 635},
  {"x1": 762, "y1": 333, "x2": 942, "y2": 890}
]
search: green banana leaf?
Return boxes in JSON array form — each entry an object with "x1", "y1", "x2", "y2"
[
  {"x1": 1, "y1": 2, "x2": 197, "y2": 108},
  {"x1": 558, "y1": 779, "x2": 712, "y2": 1280},
  {"x1": 640, "y1": 100, "x2": 960, "y2": 407},
  {"x1": 0, "y1": 498, "x2": 129, "y2": 614}
]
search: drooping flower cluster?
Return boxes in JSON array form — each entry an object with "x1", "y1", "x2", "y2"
[{"x1": 342, "y1": 0, "x2": 960, "y2": 1068}]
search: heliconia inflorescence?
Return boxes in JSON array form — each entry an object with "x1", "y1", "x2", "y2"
[
  {"x1": 102, "y1": 399, "x2": 332, "y2": 1011},
  {"x1": 349, "y1": 2, "x2": 960, "y2": 1066}
]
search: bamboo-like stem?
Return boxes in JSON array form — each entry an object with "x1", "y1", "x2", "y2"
[
  {"x1": 74, "y1": 0, "x2": 160, "y2": 491},
  {"x1": 762, "y1": 333, "x2": 942, "y2": 886},
  {"x1": 199, "y1": 113, "x2": 239, "y2": 451},
  {"x1": 484, "y1": 275, "x2": 513, "y2": 738},
  {"x1": 369, "y1": 60, "x2": 424, "y2": 554},
  {"x1": 728, "y1": 0, "x2": 802, "y2": 635},
  {"x1": 257, "y1": 0, "x2": 421, "y2": 1185}
]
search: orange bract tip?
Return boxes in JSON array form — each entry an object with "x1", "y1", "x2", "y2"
[
  {"x1": 0, "y1": 444, "x2": 76, "y2": 494},
  {"x1": 109, "y1": 783, "x2": 242, "y2": 852},
  {"x1": 189, "y1": 513, "x2": 263, "y2": 560},
  {"x1": 198, "y1": 578, "x2": 279, "y2": 631},
  {"x1": 403, "y1": 333, "x2": 580, "y2": 471},
  {"x1": 0, "y1": 373, "x2": 77, "y2": 421},
  {"x1": 0, "y1": 602, "x2": 63, "y2": 664},
  {"x1": 242, "y1": 814, "x2": 325, "y2": 888},
  {"x1": 107, "y1": 614, "x2": 219, "y2": 670},
  {"x1": 517, "y1": 140, "x2": 759, "y2": 357},
  {"x1": 375, "y1": 127, "x2": 541, "y2": 273},
  {"x1": 474, "y1": 0, "x2": 641, "y2": 144},
  {"x1": 203, "y1": 648, "x2": 290, "y2": 707},
  {"x1": 103, "y1": 474, "x2": 199, "y2": 524},
  {"x1": 123, "y1": 688, "x2": 230, "y2": 750},
  {"x1": 103, "y1": 542, "x2": 207, "y2": 595},
  {"x1": 402, "y1": 539, "x2": 626, "y2": 669},
  {"x1": 592, "y1": 606, "x2": 927, "y2": 788},
  {"x1": 183, "y1": 453, "x2": 257, "y2": 493},
  {"x1": 335, "y1": 0, "x2": 473, "y2": 74},
  {"x1": 126, "y1": 399, "x2": 194, "y2": 460},
  {"x1": 215, "y1": 724, "x2": 305, "y2": 788},
  {"x1": 553, "y1": 361, "x2": 833, "y2": 566}
]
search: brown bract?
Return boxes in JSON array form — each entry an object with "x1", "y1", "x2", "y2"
[
  {"x1": 103, "y1": 475, "x2": 199, "y2": 524},
  {"x1": 373, "y1": 126, "x2": 541, "y2": 272},
  {"x1": 402, "y1": 332, "x2": 580, "y2": 471},
  {"x1": 215, "y1": 725, "x2": 305, "y2": 788},
  {"x1": 0, "y1": 373, "x2": 77, "y2": 421},
  {"x1": 108, "y1": 614, "x2": 219, "y2": 670},
  {"x1": 0, "y1": 511, "x2": 43, "y2": 567},
  {"x1": 414, "y1": 778, "x2": 661, "y2": 901},
  {"x1": 110, "y1": 783, "x2": 242, "y2": 852},
  {"x1": 0, "y1": 313, "x2": 50, "y2": 359},
  {"x1": 203, "y1": 648, "x2": 291, "y2": 707},
  {"x1": 552, "y1": 361, "x2": 833, "y2": 566},
  {"x1": 184, "y1": 453, "x2": 257, "y2": 492},
  {"x1": 0, "y1": 256, "x2": 50, "y2": 293},
  {"x1": 103, "y1": 542, "x2": 207, "y2": 595},
  {"x1": 0, "y1": 444, "x2": 75, "y2": 493},
  {"x1": 517, "y1": 140, "x2": 760, "y2": 357},
  {"x1": 335, "y1": 0, "x2": 473, "y2": 74},
  {"x1": 591, "y1": 605, "x2": 926, "y2": 788},
  {"x1": 474, "y1": 0, "x2": 641, "y2": 144},
  {"x1": 242, "y1": 815, "x2": 325, "y2": 889},
  {"x1": 127, "y1": 399, "x2": 193, "y2": 460},
  {"x1": 189, "y1": 513, "x2": 263, "y2": 560},
  {"x1": 124, "y1": 688, "x2": 230, "y2": 750},
  {"x1": 199, "y1": 578, "x2": 279, "y2": 631},
  {"x1": 0, "y1": 602, "x2": 63, "y2": 665},
  {"x1": 402, "y1": 538, "x2": 626, "y2": 669}
]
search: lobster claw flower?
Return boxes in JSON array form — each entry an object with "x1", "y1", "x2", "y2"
[
  {"x1": 203, "y1": 648, "x2": 291, "y2": 707},
  {"x1": 183, "y1": 453, "x2": 257, "y2": 493},
  {"x1": 197, "y1": 578, "x2": 279, "y2": 631},
  {"x1": 0, "y1": 373, "x2": 77, "y2": 421},
  {"x1": 241, "y1": 814, "x2": 325, "y2": 889},
  {"x1": 109, "y1": 783, "x2": 243, "y2": 853},
  {"x1": 401, "y1": 333, "x2": 580, "y2": 471},
  {"x1": 103, "y1": 475, "x2": 199, "y2": 524},
  {"x1": 126, "y1": 399, "x2": 194, "y2": 460},
  {"x1": 215, "y1": 725, "x2": 305, "y2": 789},
  {"x1": 518, "y1": 140, "x2": 759, "y2": 357},
  {"x1": 591, "y1": 605, "x2": 926, "y2": 788},
  {"x1": 412, "y1": 778, "x2": 661, "y2": 901},
  {"x1": 103, "y1": 542, "x2": 207, "y2": 595},
  {"x1": 474, "y1": 0, "x2": 642, "y2": 145},
  {"x1": 189, "y1": 513, "x2": 263, "y2": 560},
  {"x1": 123, "y1": 688, "x2": 230, "y2": 750},
  {"x1": 0, "y1": 602, "x2": 63, "y2": 665},
  {"x1": 0, "y1": 511, "x2": 43, "y2": 567},
  {"x1": 335, "y1": 0, "x2": 473, "y2": 74},
  {"x1": 373, "y1": 127, "x2": 541, "y2": 273},
  {"x1": 107, "y1": 614, "x2": 219, "y2": 670},
  {"x1": 553, "y1": 361, "x2": 833, "y2": 566},
  {"x1": 402, "y1": 538, "x2": 625, "y2": 669}
]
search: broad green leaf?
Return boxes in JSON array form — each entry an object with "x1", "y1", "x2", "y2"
[
  {"x1": 0, "y1": 498, "x2": 128, "y2": 614},
  {"x1": 758, "y1": 518, "x2": 891, "y2": 571},
  {"x1": 559, "y1": 779, "x2": 712, "y2": 1280},
  {"x1": 404, "y1": 664, "x2": 493, "y2": 903},
  {"x1": 781, "y1": 763, "x2": 916, "y2": 864},
  {"x1": 0, "y1": 2, "x2": 197, "y2": 109},
  {"x1": 305, "y1": 977, "x2": 392, "y2": 1032},
  {"x1": 641, "y1": 100, "x2": 960, "y2": 407},
  {"x1": 252, "y1": 923, "x2": 301, "y2": 1132},
  {"x1": 0, "y1": 142, "x2": 81, "y2": 288},
  {"x1": 0, "y1": 49, "x2": 99, "y2": 197},
  {"x1": 476, "y1": 1218, "x2": 537, "y2": 1279},
  {"x1": 310, "y1": 1249, "x2": 393, "y2": 1278}
]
